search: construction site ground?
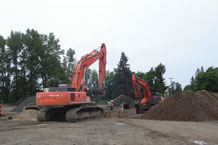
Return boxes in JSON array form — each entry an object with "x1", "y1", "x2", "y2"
[{"x1": 1, "y1": 105, "x2": 218, "y2": 145}]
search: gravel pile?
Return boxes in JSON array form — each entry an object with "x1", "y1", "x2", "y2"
[
  {"x1": 13, "y1": 109, "x2": 37, "y2": 121},
  {"x1": 113, "y1": 94, "x2": 135, "y2": 108},
  {"x1": 11, "y1": 97, "x2": 36, "y2": 112},
  {"x1": 141, "y1": 90, "x2": 218, "y2": 121}
]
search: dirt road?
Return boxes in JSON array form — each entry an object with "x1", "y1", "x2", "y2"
[{"x1": 0, "y1": 118, "x2": 218, "y2": 145}]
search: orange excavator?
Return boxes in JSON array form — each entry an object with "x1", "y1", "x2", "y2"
[
  {"x1": 36, "y1": 43, "x2": 106, "y2": 121},
  {"x1": 132, "y1": 74, "x2": 161, "y2": 114}
]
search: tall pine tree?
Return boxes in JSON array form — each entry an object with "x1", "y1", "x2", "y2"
[
  {"x1": 153, "y1": 63, "x2": 167, "y2": 95},
  {"x1": 7, "y1": 31, "x2": 24, "y2": 101},
  {"x1": 0, "y1": 35, "x2": 11, "y2": 102},
  {"x1": 112, "y1": 52, "x2": 133, "y2": 98}
]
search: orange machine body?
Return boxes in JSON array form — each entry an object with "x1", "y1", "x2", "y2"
[{"x1": 36, "y1": 92, "x2": 91, "y2": 106}]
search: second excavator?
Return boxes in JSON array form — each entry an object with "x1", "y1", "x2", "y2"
[
  {"x1": 36, "y1": 43, "x2": 106, "y2": 121},
  {"x1": 132, "y1": 74, "x2": 162, "y2": 114}
]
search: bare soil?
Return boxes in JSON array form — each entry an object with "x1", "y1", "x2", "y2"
[
  {"x1": 0, "y1": 118, "x2": 218, "y2": 145},
  {"x1": 1, "y1": 92, "x2": 218, "y2": 145},
  {"x1": 142, "y1": 90, "x2": 218, "y2": 121}
]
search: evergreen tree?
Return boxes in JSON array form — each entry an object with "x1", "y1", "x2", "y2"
[
  {"x1": 153, "y1": 63, "x2": 167, "y2": 95},
  {"x1": 7, "y1": 31, "x2": 24, "y2": 101},
  {"x1": 0, "y1": 29, "x2": 68, "y2": 102},
  {"x1": 105, "y1": 70, "x2": 115, "y2": 99},
  {"x1": 112, "y1": 52, "x2": 133, "y2": 98},
  {"x1": 39, "y1": 32, "x2": 64, "y2": 88},
  {"x1": 171, "y1": 81, "x2": 182, "y2": 94},
  {"x1": 195, "y1": 68, "x2": 201, "y2": 77},
  {"x1": 85, "y1": 69, "x2": 99, "y2": 97},
  {"x1": 144, "y1": 68, "x2": 155, "y2": 92},
  {"x1": 0, "y1": 35, "x2": 11, "y2": 102},
  {"x1": 23, "y1": 29, "x2": 42, "y2": 96},
  {"x1": 183, "y1": 85, "x2": 192, "y2": 91},
  {"x1": 200, "y1": 66, "x2": 204, "y2": 73},
  {"x1": 190, "y1": 76, "x2": 195, "y2": 91},
  {"x1": 187, "y1": 66, "x2": 218, "y2": 93},
  {"x1": 194, "y1": 67, "x2": 218, "y2": 92}
]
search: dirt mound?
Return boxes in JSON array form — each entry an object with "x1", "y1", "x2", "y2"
[
  {"x1": 13, "y1": 109, "x2": 37, "y2": 121},
  {"x1": 141, "y1": 90, "x2": 218, "y2": 121},
  {"x1": 11, "y1": 97, "x2": 36, "y2": 112},
  {"x1": 113, "y1": 94, "x2": 135, "y2": 108}
]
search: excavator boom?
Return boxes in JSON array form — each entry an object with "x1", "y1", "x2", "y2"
[
  {"x1": 70, "y1": 43, "x2": 106, "y2": 91},
  {"x1": 132, "y1": 74, "x2": 153, "y2": 114},
  {"x1": 132, "y1": 74, "x2": 151, "y2": 104}
]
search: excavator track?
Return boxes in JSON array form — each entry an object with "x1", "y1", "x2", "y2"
[
  {"x1": 37, "y1": 109, "x2": 47, "y2": 122},
  {"x1": 37, "y1": 108, "x2": 56, "y2": 121},
  {"x1": 66, "y1": 106, "x2": 104, "y2": 122},
  {"x1": 37, "y1": 104, "x2": 104, "y2": 122}
]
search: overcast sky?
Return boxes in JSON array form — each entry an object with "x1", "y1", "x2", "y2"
[{"x1": 1, "y1": 0, "x2": 218, "y2": 87}]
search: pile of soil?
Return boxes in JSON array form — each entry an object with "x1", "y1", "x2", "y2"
[
  {"x1": 142, "y1": 90, "x2": 218, "y2": 121},
  {"x1": 13, "y1": 109, "x2": 37, "y2": 121},
  {"x1": 113, "y1": 94, "x2": 135, "y2": 108},
  {"x1": 11, "y1": 97, "x2": 36, "y2": 113}
]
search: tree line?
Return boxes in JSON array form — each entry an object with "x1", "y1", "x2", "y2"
[
  {"x1": 184, "y1": 66, "x2": 218, "y2": 92},
  {"x1": 86, "y1": 52, "x2": 218, "y2": 100},
  {"x1": 104, "y1": 53, "x2": 182, "y2": 100},
  {"x1": 0, "y1": 29, "x2": 217, "y2": 103},
  {"x1": 0, "y1": 29, "x2": 75, "y2": 102}
]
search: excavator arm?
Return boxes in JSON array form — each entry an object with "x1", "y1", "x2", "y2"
[
  {"x1": 132, "y1": 74, "x2": 151, "y2": 104},
  {"x1": 69, "y1": 43, "x2": 106, "y2": 92}
]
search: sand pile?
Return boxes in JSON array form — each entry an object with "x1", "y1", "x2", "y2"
[{"x1": 142, "y1": 90, "x2": 218, "y2": 121}]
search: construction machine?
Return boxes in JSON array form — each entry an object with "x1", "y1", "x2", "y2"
[
  {"x1": 132, "y1": 74, "x2": 161, "y2": 114},
  {"x1": 36, "y1": 43, "x2": 106, "y2": 121}
]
